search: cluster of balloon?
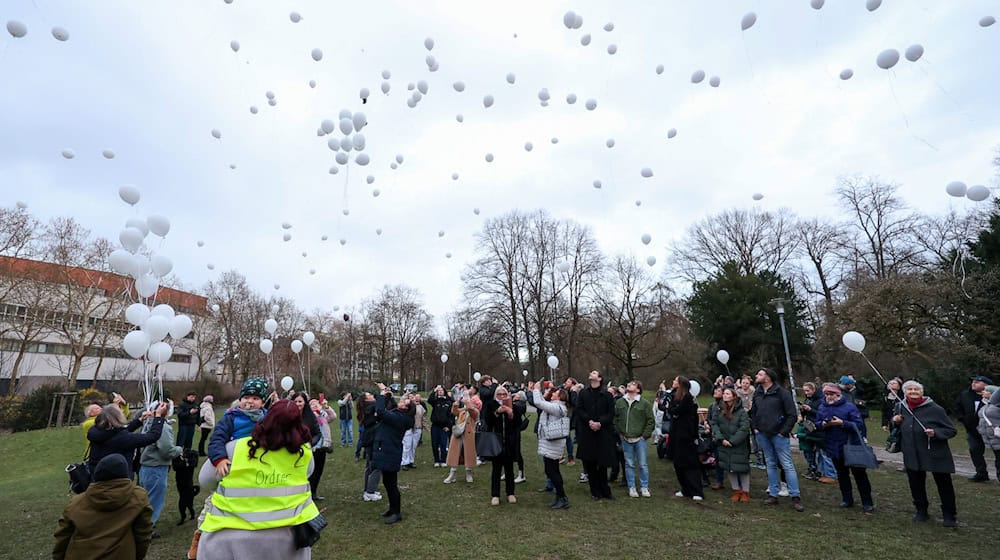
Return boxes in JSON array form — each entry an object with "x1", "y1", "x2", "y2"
[
  {"x1": 321, "y1": 109, "x2": 369, "y2": 169},
  {"x1": 6, "y1": 20, "x2": 69, "y2": 41},
  {"x1": 875, "y1": 45, "x2": 923, "y2": 70},
  {"x1": 945, "y1": 181, "x2": 992, "y2": 202}
]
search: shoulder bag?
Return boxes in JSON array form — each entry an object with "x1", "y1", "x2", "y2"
[{"x1": 843, "y1": 425, "x2": 879, "y2": 469}]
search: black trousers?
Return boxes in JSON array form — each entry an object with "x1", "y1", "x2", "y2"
[
  {"x1": 583, "y1": 460, "x2": 612, "y2": 498},
  {"x1": 308, "y1": 449, "x2": 327, "y2": 497},
  {"x1": 543, "y1": 457, "x2": 565, "y2": 498},
  {"x1": 197, "y1": 428, "x2": 211, "y2": 455},
  {"x1": 177, "y1": 424, "x2": 195, "y2": 450},
  {"x1": 675, "y1": 464, "x2": 703, "y2": 498},
  {"x1": 382, "y1": 470, "x2": 401, "y2": 515},
  {"x1": 832, "y1": 456, "x2": 873, "y2": 506},
  {"x1": 968, "y1": 430, "x2": 988, "y2": 477},
  {"x1": 491, "y1": 459, "x2": 515, "y2": 497},
  {"x1": 610, "y1": 448, "x2": 625, "y2": 481},
  {"x1": 906, "y1": 469, "x2": 956, "y2": 517}
]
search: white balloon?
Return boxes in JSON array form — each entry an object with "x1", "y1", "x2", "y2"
[
  {"x1": 741, "y1": 12, "x2": 757, "y2": 31},
  {"x1": 485, "y1": 153, "x2": 494, "y2": 163},
  {"x1": 473, "y1": 372, "x2": 482, "y2": 382},
  {"x1": 839, "y1": 68, "x2": 854, "y2": 80},
  {"x1": 667, "y1": 128, "x2": 677, "y2": 139},
  {"x1": 291, "y1": 340, "x2": 303, "y2": 354},
  {"x1": 655, "y1": 64, "x2": 664, "y2": 75},
  {"x1": 395, "y1": 154, "x2": 404, "y2": 164},
  {"x1": 109, "y1": 249, "x2": 134, "y2": 275},
  {"x1": 355, "y1": 153, "x2": 370, "y2": 166},
  {"x1": 473, "y1": 208, "x2": 480, "y2": 215},
  {"x1": 641, "y1": 233, "x2": 651, "y2": 245},
  {"x1": 359, "y1": 87, "x2": 370, "y2": 100},
  {"x1": 280, "y1": 375, "x2": 293, "y2": 390},
  {"x1": 260, "y1": 339, "x2": 274, "y2": 355},
  {"x1": 691, "y1": 70, "x2": 705, "y2": 83},
  {"x1": 327, "y1": 138, "x2": 340, "y2": 152},
  {"x1": 606, "y1": 138, "x2": 615, "y2": 148},
  {"x1": 51, "y1": 26, "x2": 69, "y2": 41},
  {"x1": 904, "y1": 44, "x2": 924, "y2": 62},
  {"x1": 716, "y1": 350, "x2": 730, "y2": 365},
  {"x1": 311, "y1": 48, "x2": 323, "y2": 61},
  {"x1": 309, "y1": 80, "x2": 316, "y2": 88},
  {"x1": 390, "y1": 163, "x2": 397, "y2": 170},
  {"x1": 230, "y1": 40, "x2": 240, "y2": 52},
  {"x1": 375, "y1": 229, "x2": 383, "y2": 236},
  {"x1": 564, "y1": 93, "x2": 577, "y2": 105},
  {"x1": 309, "y1": 269, "x2": 316, "y2": 275},
  {"x1": 453, "y1": 81, "x2": 466, "y2": 92},
  {"x1": 207, "y1": 263, "x2": 215, "y2": 270},
  {"x1": 425, "y1": 54, "x2": 437, "y2": 70},
  {"x1": 211, "y1": 128, "x2": 221, "y2": 140},
  {"x1": 197, "y1": 240, "x2": 205, "y2": 247},
  {"x1": 151, "y1": 255, "x2": 173, "y2": 277},
  {"x1": 980, "y1": 16, "x2": 996, "y2": 27},
  {"x1": 264, "y1": 318, "x2": 278, "y2": 335},
  {"x1": 456, "y1": 114, "x2": 464, "y2": 123},
  {"x1": 303, "y1": 331, "x2": 316, "y2": 346},
  {"x1": 866, "y1": 0, "x2": 882, "y2": 11},
  {"x1": 119, "y1": 227, "x2": 144, "y2": 253},
  {"x1": 506, "y1": 72, "x2": 516, "y2": 84},
  {"x1": 131, "y1": 257, "x2": 151, "y2": 279},
  {"x1": 483, "y1": 95, "x2": 495, "y2": 108},
  {"x1": 321, "y1": 119, "x2": 335, "y2": 134},
  {"x1": 271, "y1": 304, "x2": 280, "y2": 315},
  {"x1": 211, "y1": 304, "x2": 220, "y2": 313},
  {"x1": 424, "y1": 37, "x2": 435, "y2": 51},
  {"x1": 524, "y1": 142, "x2": 534, "y2": 152},
  {"x1": 339, "y1": 117, "x2": 354, "y2": 136},
  {"x1": 810, "y1": 0, "x2": 825, "y2": 9},
  {"x1": 709, "y1": 76, "x2": 721, "y2": 87},
  {"x1": 607, "y1": 44, "x2": 617, "y2": 55},
  {"x1": 641, "y1": 168, "x2": 653, "y2": 178},
  {"x1": 573, "y1": 14, "x2": 583, "y2": 29},
  {"x1": 125, "y1": 218, "x2": 149, "y2": 238},
  {"x1": 752, "y1": 193, "x2": 764, "y2": 201},
  {"x1": 6, "y1": 20, "x2": 27, "y2": 38},
  {"x1": 352, "y1": 134, "x2": 366, "y2": 150},
  {"x1": 876, "y1": 48, "x2": 900, "y2": 70},
  {"x1": 538, "y1": 88, "x2": 550, "y2": 102},
  {"x1": 842, "y1": 331, "x2": 866, "y2": 353},
  {"x1": 551, "y1": 137, "x2": 559, "y2": 144},
  {"x1": 604, "y1": 22, "x2": 615, "y2": 32},
  {"x1": 250, "y1": 105, "x2": 259, "y2": 114},
  {"x1": 585, "y1": 99, "x2": 597, "y2": 110},
  {"x1": 143, "y1": 315, "x2": 170, "y2": 342},
  {"x1": 61, "y1": 149, "x2": 75, "y2": 159},
  {"x1": 580, "y1": 34, "x2": 591, "y2": 46},
  {"x1": 382, "y1": 69, "x2": 392, "y2": 79},
  {"x1": 440, "y1": 353, "x2": 448, "y2": 363},
  {"x1": 119, "y1": 185, "x2": 141, "y2": 206},
  {"x1": 945, "y1": 181, "x2": 967, "y2": 197},
  {"x1": 103, "y1": 150, "x2": 116, "y2": 159},
  {"x1": 366, "y1": 175, "x2": 375, "y2": 184},
  {"x1": 290, "y1": 11, "x2": 302, "y2": 22},
  {"x1": 967, "y1": 185, "x2": 991, "y2": 202},
  {"x1": 453, "y1": 173, "x2": 460, "y2": 180},
  {"x1": 406, "y1": 98, "x2": 417, "y2": 108},
  {"x1": 381, "y1": 81, "x2": 391, "y2": 94},
  {"x1": 268, "y1": 99, "x2": 277, "y2": 107},
  {"x1": 146, "y1": 214, "x2": 170, "y2": 237},
  {"x1": 547, "y1": 355, "x2": 559, "y2": 369},
  {"x1": 563, "y1": 11, "x2": 577, "y2": 29},
  {"x1": 689, "y1": 380, "x2": 701, "y2": 398},
  {"x1": 335, "y1": 152, "x2": 349, "y2": 165},
  {"x1": 438, "y1": 230, "x2": 445, "y2": 238},
  {"x1": 339, "y1": 238, "x2": 347, "y2": 245},
  {"x1": 125, "y1": 303, "x2": 151, "y2": 326},
  {"x1": 152, "y1": 304, "x2": 174, "y2": 319},
  {"x1": 169, "y1": 315, "x2": 193, "y2": 339},
  {"x1": 267, "y1": 91, "x2": 277, "y2": 100},
  {"x1": 274, "y1": 284, "x2": 281, "y2": 290},
  {"x1": 123, "y1": 330, "x2": 151, "y2": 359},
  {"x1": 340, "y1": 136, "x2": 353, "y2": 152},
  {"x1": 646, "y1": 256, "x2": 656, "y2": 266},
  {"x1": 342, "y1": 209, "x2": 350, "y2": 216},
  {"x1": 635, "y1": 200, "x2": 642, "y2": 207},
  {"x1": 353, "y1": 112, "x2": 367, "y2": 131}
]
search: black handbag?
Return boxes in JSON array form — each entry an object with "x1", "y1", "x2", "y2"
[
  {"x1": 476, "y1": 431, "x2": 503, "y2": 459},
  {"x1": 292, "y1": 513, "x2": 328, "y2": 549},
  {"x1": 843, "y1": 426, "x2": 879, "y2": 469},
  {"x1": 66, "y1": 447, "x2": 91, "y2": 494}
]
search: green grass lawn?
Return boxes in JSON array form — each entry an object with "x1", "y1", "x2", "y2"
[{"x1": 2, "y1": 414, "x2": 998, "y2": 560}]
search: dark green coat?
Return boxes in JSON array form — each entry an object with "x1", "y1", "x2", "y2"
[
  {"x1": 711, "y1": 406, "x2": 751, "y2": 474},
  {"x1": 899, "y1": 397, "x2": 956, "y2": 474}
]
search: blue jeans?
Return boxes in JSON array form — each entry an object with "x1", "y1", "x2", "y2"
[
  {"x1": 139, "y1": 465, "x2": 168, "y2": 524},
  {"x1": 431, "y1": 425, "x2": 450, "y2": 464},
  {"x1": 340, "y1": 419, "x2": 354, "y2": 445},
  {"x1": 818, "y1": 448, "x2": 838, "y2": 478},
  {"x1": 621, "y1": 439, "x2": 649, "y2": 489},
  {"x1": 755, "y1": 432, "x2": 801, "y2": 498}
]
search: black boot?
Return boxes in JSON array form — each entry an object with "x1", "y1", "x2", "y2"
[
  {"x1": 942, "y1": 510, "x2": 957, "y2": 528},
  {"x1": 550, "y1": 496, "x2": 570, "y2": 509},
  {"x1": 912, "y1": 509, "x2": 929, "y2": 522}
]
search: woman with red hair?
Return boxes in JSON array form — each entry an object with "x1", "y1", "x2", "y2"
[{"x1": 197, "y1": 400, "x2": 323, "y2": 559}]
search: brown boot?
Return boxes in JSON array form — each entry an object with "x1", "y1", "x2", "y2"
[
  {"x1": 187, "y1": 530, "x2": 201, "y2": 560},
  {"x1": 731, "y1": 490, "x2": 741, "y2": 502},
  {"x1": 740, "y1": 490, "x2": 751, "y2": 503}
]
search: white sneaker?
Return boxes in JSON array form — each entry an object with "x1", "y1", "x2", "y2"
[
  {"x1": 490, "y1": 497, "x2": 500, "y2": 506},
  {"x1": 465, "y1": 471, "x2": 474, "y2": 483},
  {"x1": 362, "y1": 492, "x2": 382, "y2": 501},
  {"x1": 674, "y1": 491, "x2": 684, "y2": 497},
  {"x1": 477, "y1": 459, "x2": 485, "y2": 466},
  {"x1": 640, "y1": 487, "x2": 651, "y2": 498},
  {"x1": 500, "y1": 472, "x2": 506, "y2": 481},
  {"x1": 693, "y1": 495, "x2": 704, "y2": 501},
  {"x1": 578, "y1": 473, "x2": 589, "y2": 483},
  {"x1": 778, "y1": 482, "x2": 790, "y2": 497},
  {"x1": 443, "y1": 472, "x2": 456, "y2": 484},
  {"x1": 629, "y1": 487, "x2": 639, "y2": 498},
  {"x1": 507, "y1": 495, "x2": 517, "y2": 504},
  {"x1": 514, "y1": 473, "x2": 526, "y2": 484}
]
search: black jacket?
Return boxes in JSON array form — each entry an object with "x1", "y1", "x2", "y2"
[
  {"x1": 483, "y1": 398, "x2": 527, "y2": 462},
  {"x1": 86, "y1": 417, "x2": 165, "y2": 480},
  {"x1": 360, "y1": 402, "x2": 379, "y2": 448},
  {"x1": 176, "y1": 399, "x2": 200, "y2": 426},
  {"x1": 955, "y1": 388, "x2": 984, "y2": 431},
  {"x1": 372, "y1": 395, "x2": 414, "y2": 473},
  {"x1": 899, "y1": 398, "x2": 957, "y2": 473},
  {"x1": 428, "y1": 394, "x2": 454, "y2": 427},
  {"x1": 750, "y1": 384, "x2": 797, "y2": 437},
  {"x1": 668, "y1": 393, "x2": 701, "y2": 469},
  {"x1": 574, "y1": 385, "x2": 617, "y2": 466}
]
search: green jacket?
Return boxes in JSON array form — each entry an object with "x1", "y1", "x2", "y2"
[
  {"x1": 711, "y1": 406, "x2": 751, "y2": 474},
  {"x1": 614, "y1": 396, "x2": 655, "y2": 439}
]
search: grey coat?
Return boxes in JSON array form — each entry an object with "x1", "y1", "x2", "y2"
[
  {"x1": 898, "y1": 397, "x2": 957, "y2": 474},
  {"x1": 976, "y1": 391, "x2": 1000, "y2": 451},
  {"x1": 532, "y1": 389, "x2": 568, "y2": 460},
  {"x1": 139, "y1": 421, "x2": 182, "y2": 467}
]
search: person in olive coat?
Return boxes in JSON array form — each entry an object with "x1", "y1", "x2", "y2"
[
  {"x1": 574, "y1": 371, "x2": 617, "y2": 501},
  {"x1": 711, "y1": 387, "x2": 752, "y2": 502},
  {"x1": 893, "y1": 380, "x2": 958, "y2": 527}
]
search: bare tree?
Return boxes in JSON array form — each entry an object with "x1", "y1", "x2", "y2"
[
  {"x1": 204, "y1": 271, "x2": 267, "y2": 383},
  {"x1": 670, "y1": 207, "x2": 800, "y2": 282},
  {"x1": 836, "y1": 175, "x2": 920, "y2": 280}
]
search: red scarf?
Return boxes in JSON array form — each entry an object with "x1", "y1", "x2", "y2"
[{"x1": 906, "y1": 396, "x2": 927, "y2": 411}]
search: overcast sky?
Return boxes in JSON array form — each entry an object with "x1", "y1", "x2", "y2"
[{"x1": 2, "y1": 0, "x2": 998, "y2": 328}]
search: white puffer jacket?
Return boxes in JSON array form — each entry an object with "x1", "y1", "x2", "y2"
[
  {"x1": 532, "y1": 389, "x2": 568, "y2": 460},
  {"x1": 977, "y1": 392, "x2": 1000, "y2": 451}
]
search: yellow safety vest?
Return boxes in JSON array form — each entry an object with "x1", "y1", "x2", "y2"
[{"x1": 200, "y1": 438, "x2": 319, "y2": 533}]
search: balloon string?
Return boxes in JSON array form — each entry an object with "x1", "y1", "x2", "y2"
[
  {"x1": 886, "y1": 74, "x2": 939, "y2": 151},
  {"x1": 915, "y1": 61, "x2": 974, "y2": 127},
  {"x1": 859, "y1": 350, "x2": 930, "y2": 445},
  {"x1": 741, "y1": 35, "x2": 772, "y2": 107}
]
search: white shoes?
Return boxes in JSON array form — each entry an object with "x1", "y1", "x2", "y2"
[
  {"x1": 628, "y1": 487, "x2": 639, "y2": 498},
  {"x1": 443, "y1": 473, "x2": 456, "y2": 484},
  {"x1": 490, "y1": 497, "x2": 500, "y2": 506},
  {"x1": 514, "y1": 473, "x2": 526, "y2": 484},
  {"x1": 362, "y1": 492, "x2": 382, "y2": 501},
  {"x1": 500, "y1": 472, "x2": 505, "y2": 481},
  {"x1": 465, "y1": 471, "x2": 474, "y2": 483},
  {"x1": 693, "y1": 496, "x2": 704, "y2": 501},
  {"x1": 640, "y1": 488, "x2": 651, "y2": 498},
  {"x1": 675, "y1": 491, "x2": 684, "y2": 497},
  {"x1": 778, "y1": 482, "x2": 790, "y2": 497},
  {"x1": 507, "y1": 495, "x2": 517, "y2": 504}
]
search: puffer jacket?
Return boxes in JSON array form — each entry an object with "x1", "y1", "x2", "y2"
[
  {"x1": 815, "y1": 396, "x2": 865, "y2": 460},
  {"x1": 139, "y1": 421, "x2": 182, "y2": 467},
  {"x1": 532, "y1": 389, "x2": 568, "y2": 460},
  {"x1": 372, "y1": 395, "x2": 415, "y2": 473},
  {"x1": 711, "y1": 406, "x2": 751, "y2": 473},
  {"x1": 199, "y1": 402, "x2": 216, "y2": 430},
  {"x1": 977, "y1": 391, "x2": 1000, "y2": 451},
  {"x1": 52, "y1": 479, "x2": 153, "y2": 560}
]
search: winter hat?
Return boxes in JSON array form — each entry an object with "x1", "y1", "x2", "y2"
[
  {"x1": 92, "y1": 454, "x2": 130, "y2": 482},
  {"x1": 822, "y1": 383, "x2": 842, "y2": 395},
  {"x1": 240, "y1": 377, "x2": 270, "y2": 399},
  {"x1": 203, "y1": 395, "x2": 214, "y2": 403},
  {"x1": 985, "y1": 385, "x2": 999, "y2": 395},
  {"x1": 839, "y1": 375, "x2": 855, "y2": 386}
]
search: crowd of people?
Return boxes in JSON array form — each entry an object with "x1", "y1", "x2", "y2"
[{"x1": 53, "y1": 369, "x2": 1000, "y2": 558}]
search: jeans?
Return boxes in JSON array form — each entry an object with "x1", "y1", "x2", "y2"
[
  {"x1": 340, "y1": 419, "x2": 354, "y2": 445},
  {"x1": 176, "y1": 424, "x2": 195, "y2": 450},
  {"x1": 364, "y1": 452, "x2": 381, "y2": 494},
  {"x1": 431, "y1": 425, "x2": 450, "y2": 463},
  {"x1": 138, "y1": 465, "x2": 168, "y2": 524},
  {"x1": 818, "y1": 448, "x2": 838, "y2": 478},
  {"x1": 621, "y1": 439, "x2": 649, "y2": 489},
  {"x1": 755, "y1": 432, "x2": 801, "y2": 498},
  {"x1": 401, "y1": 428, "x2": 420, "y2": 466}
]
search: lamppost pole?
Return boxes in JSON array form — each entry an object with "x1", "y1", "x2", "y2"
[
  {"x1": 770, "y1": 298, "x2": 797, "y2": 401},
  {"x1": 468, "y1": 362, "x2": 471, "y2": 385}
]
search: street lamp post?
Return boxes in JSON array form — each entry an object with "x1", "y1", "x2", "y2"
[
  {"x1": 468, "y1": 362, "x2": 471, "y2": 385},
  {"x1": 770, "y1": 298, "x2": 797, "y2": 401}
]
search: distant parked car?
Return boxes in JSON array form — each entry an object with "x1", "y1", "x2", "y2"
[
  {"x1": 404, "y1": 383, "x2": 419, "y2": 394},
  {"x1": 390, "y1": 383, "x2": 401, "y2": 393}
]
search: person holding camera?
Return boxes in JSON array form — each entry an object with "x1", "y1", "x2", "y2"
[
  {"x1": 531, "y1": 381, "x2": 571, "y2": 509},
  {"x1": 483, "y1": 385, "x2": 526, "y2": 505},
  {"x1": 372, "y1": 383, "x2": 415, "y2": 524},
  {"x1": 443, "y1": 387, "x2": 480, "y2": 484},
  {"x1": 815, "y1": 383, "x2": 874, "y2": 513},
  {"x1": 87, "y1": 402, "x2": 170, "y2": 481}
]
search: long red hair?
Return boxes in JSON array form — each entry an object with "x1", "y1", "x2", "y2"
[{"x1": 248, "y1": 399, "x2": 310, "y2": 466}]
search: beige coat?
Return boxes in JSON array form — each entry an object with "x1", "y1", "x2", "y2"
[{"x1": 445, "y1": 402, "x2": 479, "y2": 468}]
